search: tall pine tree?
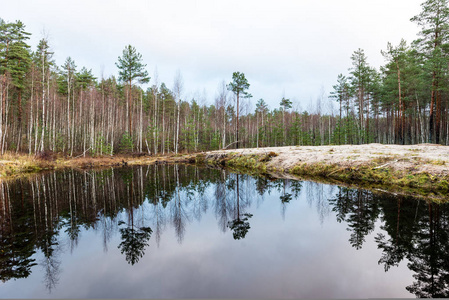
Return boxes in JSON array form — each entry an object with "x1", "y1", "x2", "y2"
[
  {"x1": 116, "y1": 45, "x2": 149, "y2": 139},
  {"x1": 411, "y1": 0, "x2": 449, "y2": 144}
]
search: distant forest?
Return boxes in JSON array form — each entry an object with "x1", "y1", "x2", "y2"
[{"x1": 1, "y1": 0, "x2": 449, "y2": 156}]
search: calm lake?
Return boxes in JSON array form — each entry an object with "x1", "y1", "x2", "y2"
[{"x1": 0, "y1": 164, "x2": 447, "y2": 298}]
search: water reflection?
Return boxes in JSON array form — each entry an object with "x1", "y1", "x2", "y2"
[
  {"x1": 118, "y1": 221, "x2": 152, "y2": 265},
  {"x1": 330, "y1": 187, "x2": 449, "y2": 298},
  {"x1": 0, "y1": 165, "x2": 449, "y2": 297},
  {"x1": 329, "y1": 188, "x2": 380, "y2": 249},
  {"x1": 226, "y1": 174, "x2": 253, "y2": 240}
]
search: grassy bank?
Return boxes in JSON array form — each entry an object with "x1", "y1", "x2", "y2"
[{"x1": 200, "y1": 149, "x2": 449, "y2": 202}]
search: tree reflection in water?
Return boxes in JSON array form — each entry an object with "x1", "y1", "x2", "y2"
[
  {"x1": 0, "y1": 165, "x2": 449, "y2": 297},
  {"x1": 118, "y1": 222, "x2": 152, "y2": 265},
  {"x1": 227, "y1": 174, "x2": 253, "y2": 240},
  {"x1": 117, "y1": 168, "x2": 153, "y2": 265},
  {"x1": 228, "y1": 213, "x2": 253, "y2": 240},
  {"x1": 0, "y1": 182, "x2": 37, "y2": 282},
  {"x1": 329, "y1": 187, "x2": 449, "y2": 297}
]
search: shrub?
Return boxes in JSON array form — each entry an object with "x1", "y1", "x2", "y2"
[{"x1": 119, "y1": 132, "x2": 134, "y2": 153}]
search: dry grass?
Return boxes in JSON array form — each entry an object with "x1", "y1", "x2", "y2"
[
  {"x1": 0, "y1": 151, "x2": 190, "y2": 180},
  {"x1": 202, "y1": 144, "x2": 449, "y2": 202}
]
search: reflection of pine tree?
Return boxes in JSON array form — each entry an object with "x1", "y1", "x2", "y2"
[
  {"x1": 118, "y1": 168, "x2": 153, "y2": 265},
  {"x1": 406, "y1": 203, "x2": 449, "y2": 298},
  {"x1": 0, "y1": 165, "x2": 226, "y2": 288},
  {"x1": 329, "y1": 187, "x2": 380, "y2": 249},
  {"x1": 280, "y1": 194, "x2": 293, "y2": 203},
  {"x1": 329, "y1": 187, "x2": 352, "y2": 223},
  {"x1": 277, "y1": 179, "x2": 299, "y2": 219},
  {"x1": 7, "y1": 162, "x2": 449, "y2": 298},
  {"x1": 228, "y1": 213, "x2": 253, "y2": 240},
  {"x1": 290, "y1": 180, "x2": 303, "y2": 198},
  {"x1": 118, "y1": 222, "x2": 152, "y2": 265},
  {"x1": 227, "y1": 174, "x2": 253, "y2": 240},
  {"x1": 274, "y1": 179, "x2": 295, "y2": 204},
  {"x1": 347, "y1": 190, "x2": 379, "y2": 249},
  {"x1": 375, "y1": 197, "x2": 421, "y2": 271},
  {"x1": 255, "y1": 176, "x2": 271, "y2": 196},
  {"x1": 0, "y1": 232, "x2": 37, "y2": 282},
  {"x1": 0, "y1": 184, "x2": 37, "y2": 282},
  {"x1": 330, "y1": 187, "x2": 449, "y2": 297},
  {"x1": 272, "y1": 178, "x2": 298, "y2": 212}
]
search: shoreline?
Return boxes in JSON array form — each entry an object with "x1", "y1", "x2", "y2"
[
  {"x1": 1, "y1": 144, "x2": 449, "y2": 201},
  {"x1": 200, "y1": 144, "x2": 449, "y2": 202},
  {"x1": 0, "y1": 153, "x2": 193, "y2": 179}
]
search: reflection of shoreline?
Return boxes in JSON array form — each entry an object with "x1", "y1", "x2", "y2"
[
  {"x1": 0, "y1": 165, "x2": 216, "y2": 289},
  {"x1": 0, "y1": 165, "x2": 448, "y2": 297},
  {"x1": 0, "y1": 165, "x2": 248, "y2": 289}
]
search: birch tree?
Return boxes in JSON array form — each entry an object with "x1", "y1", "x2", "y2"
[{"x1": 173, "y1": 70, "x2": 183, "y2": 154}]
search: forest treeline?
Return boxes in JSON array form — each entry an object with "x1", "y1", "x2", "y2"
[{"x1": 1, "y1": 0, "x2": 449, "y2": 156}]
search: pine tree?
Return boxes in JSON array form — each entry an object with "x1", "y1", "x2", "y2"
[
  {"x1": 227, "y1": 72, "x2": 251, "y2": 149},
  {"x1": 330, "y1": 74, "x2": 350, "y2": 144},
  {"x1": 280, "y1": 97, "x2": 292, "y2": 145},
  {"x1": 0, "y1": 20, "x2": 31, "y2": 152},
  {"x1": 116, "y1": 45, "x2": 149, "y2": 139},
  {"x1": 349, "y1": 49, "x2": 371, "y2": 144},
  {"x1": 255, "y1": 98, "x2": 268, "y2": 147},
  {"x1": 411, "y1": 0, "x2": 449, "y2": 143},
  {"x1": 381, "y1": 40, "x2": 409, "y2": 144}
]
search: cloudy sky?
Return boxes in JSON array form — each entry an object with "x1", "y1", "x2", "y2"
[{"x1": 3, "y1": 0, "x2": 424, "y2": 111}]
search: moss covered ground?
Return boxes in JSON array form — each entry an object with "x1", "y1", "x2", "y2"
[{"x1": 201, "y1": 151, "x2": 449, "y2": 202}]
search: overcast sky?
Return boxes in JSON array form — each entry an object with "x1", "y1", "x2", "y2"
[{"x1": 3, "y1": 0, "x2": 424, "y2": 111}]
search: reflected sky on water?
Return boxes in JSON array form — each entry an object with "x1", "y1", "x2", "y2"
[{"x1": 0, "y1": 165, "x2": 445, "y2": 298}]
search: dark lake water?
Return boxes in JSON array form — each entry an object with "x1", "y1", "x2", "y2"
[{"x1": 0, "y1": 164, "x2": 448, "y2": 298}]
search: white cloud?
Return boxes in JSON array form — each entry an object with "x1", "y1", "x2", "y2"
[{"x1": 3, "y1": 0, "x2": 423, "y2": 109}]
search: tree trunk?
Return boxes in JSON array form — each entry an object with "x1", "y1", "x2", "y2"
[
  {"x1": 429, "y1": 76, "x2": 436, "y2": 143},
  {"x1": 236, "y1": 92, "x2": 239, "y2": 149},
  {"x1": 176, "y1": 98, "x2": 180, "y2": 154},
  {"x1": 139, "y1": 90, "x2": 143, "y2": 153},
  {"x1": 396, "y1": 58, "x2": 404, "y2": 145},
  {"x1": 127, "y1": 81, "x2": 132, "y2": 135}
]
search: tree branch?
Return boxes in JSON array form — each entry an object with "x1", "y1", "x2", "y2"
[{"x1": 222, "y1": 140, "x2": 242, "y2": 150}]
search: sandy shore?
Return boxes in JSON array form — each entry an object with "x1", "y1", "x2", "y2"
[
  {"x1": 201, "y1": 144, "x2": 449, "y2": 201},
  {"x1": 204, "y1": 143, "x2": 449, "y2": 175}
]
